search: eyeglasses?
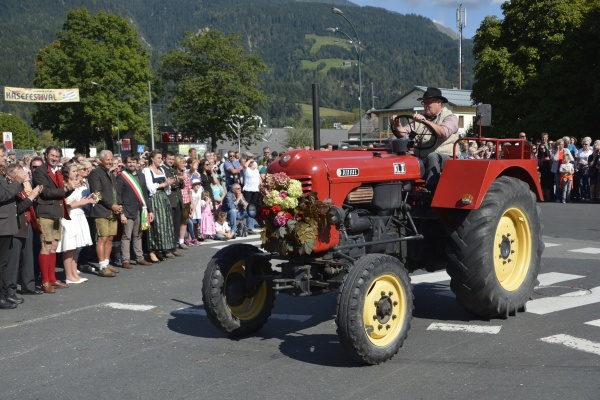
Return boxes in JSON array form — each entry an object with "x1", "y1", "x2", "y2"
[
  {"x1": 31, "y1": 165, "x2": 41, "y2": 169},
  {"x1": 228, "y1": 155, "x2": 234, "y2": 158},
  {"x1": 421, "y1": 99, "x2": 440, "y2": 106},
  {"x1": 79, "y1": 167, "x2": 90, "y2": 171}
]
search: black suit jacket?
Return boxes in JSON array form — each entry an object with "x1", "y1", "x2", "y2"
[
  {"x1": 116, "y1": 171, "x2": 152, "y2": 219},
  {"x1": 0, "y1": 174, "x2": 21, "y2": 236},
  {"x1": 32, "y1": 163, "x2": 71, "y2": 219},
  {"x1": 88, "y1": 166, "x2": 118, "y2": 218}
]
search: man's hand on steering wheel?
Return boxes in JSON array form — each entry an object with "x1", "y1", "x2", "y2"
[{"x1": 390, "y1": 114, "x2": 438, "y2": 151}]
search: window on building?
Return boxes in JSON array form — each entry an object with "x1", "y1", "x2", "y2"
[
  {"x1": 458, "y1": 115, "x2": 464, "y2": 129},
  {"x1": 383, "y1": 116, "x2": 390, "y2": 131}
]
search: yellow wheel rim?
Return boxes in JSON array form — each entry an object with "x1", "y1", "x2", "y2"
[
  {"x1": 225, "y1": 261, "x2": 267, "y2": 320},
  {"x1": 493, "y1": 207, "x2": 532, "y2": 291},
  {"x1": 362, "y1": 274, "x2": 407, "y2": 347}
]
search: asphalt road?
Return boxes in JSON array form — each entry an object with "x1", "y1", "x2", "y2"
[{"x1": 1, "y1": 202, "x2": 599, "y2": 400}]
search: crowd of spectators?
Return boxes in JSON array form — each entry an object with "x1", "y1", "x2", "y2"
[
  {"x1": 456, "y1": 132, "x2": 600, "y2": 203},
  {"x1": 0, "y1": 145, "x2": 280, "y2": 309}
]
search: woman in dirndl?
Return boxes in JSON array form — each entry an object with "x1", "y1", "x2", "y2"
[
  {"x1": 56, "y1": 162, "x2": 95, "y2": 283},
  {"x1": 142, "y1": 150, "x2": 175, "y2": 262}
]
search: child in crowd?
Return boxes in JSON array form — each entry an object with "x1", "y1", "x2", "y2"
[
  {"x1": 211, "y1": 180, "x2": 225, "y2": 210},
  {"x1": 559, "y1": 152, "x2": 574, "y2": 203},
  {"x1": 200, "y1": 191, "x2": 216, "y2": 240},
  {"x1": 214, "y1": 211, "x2": 233, "y2": 240},
  {"x1": 189, "y1": 178, "x2": 203, "y2": 245}
]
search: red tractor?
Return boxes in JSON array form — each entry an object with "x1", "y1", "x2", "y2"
[{"x1": 202, "y1": 111, "x2": 543, "y2": 365}]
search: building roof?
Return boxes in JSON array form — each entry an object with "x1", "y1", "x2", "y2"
[{"x1": 380, "y1": 86, "x2": 474, "y2": 111}]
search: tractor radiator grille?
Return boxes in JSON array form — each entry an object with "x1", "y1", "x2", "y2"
[
  {"x1": 346, "y1": 186, "x2": 373, "y2": 204},
  {"x1": 295, "y1": 176, "x2": 313, "y2": 193}
]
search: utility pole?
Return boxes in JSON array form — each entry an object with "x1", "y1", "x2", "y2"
[{"x1": 457, "y1": 4, "x2": 466, "y2": 90}]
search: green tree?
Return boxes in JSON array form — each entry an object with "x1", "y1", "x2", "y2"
[
  {"x1": 472, "y1": 0, "x2": 599, "y2": 137},
  {"x1": 283, "y1": 126, "x2": 313, "y2": 149},
  {"x1": 161, "y1": 29, "x2": 269, "y2": 152},
  {"x1": 32, "y1": 7, "x2": 154, "y2": 155},
  {"x1": 37, "y1": 131, "x2": 59, "y2": 149},
  {"x1": 0, "y1": 113, "x2": 38, "y2": 149}
]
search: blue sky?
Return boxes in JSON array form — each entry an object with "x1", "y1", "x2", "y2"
[{"x1": 349, "y1": 0, "x2": 506, "y2": 39}]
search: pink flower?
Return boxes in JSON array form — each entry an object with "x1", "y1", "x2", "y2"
[
  {"x1": 280, "y1": 190, "x2": 288, "y2": 199},
  {"x1": 273, "y1": 212, "x2": 289, "y2": 226}
]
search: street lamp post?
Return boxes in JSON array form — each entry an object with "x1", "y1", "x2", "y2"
[
  {"x1": 91, "y1": 81, "x2": 121, "y2": 154},
  {"x1": 329, "y1": 7, "x2": 363, "y2": 146}
]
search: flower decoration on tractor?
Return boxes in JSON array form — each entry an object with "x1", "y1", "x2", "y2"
[{"x1": 259, "y1": 172, "x2": 331, "y2": 255}]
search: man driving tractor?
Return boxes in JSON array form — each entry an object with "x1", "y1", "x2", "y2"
[{"x1": 390, "y1": 87, "x2": 459, "y2": 190}]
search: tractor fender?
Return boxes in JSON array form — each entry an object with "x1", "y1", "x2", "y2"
[{"x1": 431, "y1": 159, "x2": 543, "y2": 210}]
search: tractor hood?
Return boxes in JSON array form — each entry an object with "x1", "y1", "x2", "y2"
[{"x1": 268, "y1": 148, "x2": 422, "y2": 201}]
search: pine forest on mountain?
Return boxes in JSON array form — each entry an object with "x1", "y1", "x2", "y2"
[{"x1": 0, "y1": 0, "x2": 475, "y2": 131}]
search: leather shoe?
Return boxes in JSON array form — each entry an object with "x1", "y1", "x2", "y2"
[
  {"x1": 41, "y1": 282, "x2": 56, "y2": 293},
  {"x1": 172, "y1": 251, "x2": 183, "y2": 257},
  {"x1": 98, "y1": 268, "x2": 116, "y2": 277},
  {"x1": 164, "y1": 252, "x2": 175, "y2": 259},
  {"x1": 0, "y1": 298, "x2": 17, "y2": 309},
  {"x1": 122, "y1": 262, "x2": 133, "y2": 269},
  {"x1": 7, "y1": 294, "x2": 24, "y2": 304},
  {"x1": 137, "y1": 259, "x2": 152, "y2": 266},
  {"x1": 179, "y1": 243, "x2": 189, "y2": 250},
  {"x1": 107, "y1": 265, "x2": 120, "y2": 273},
  {"x1": 20, "y1": 288, "x2": 44, "y2": 295},
  {"x1": 51, "y1": 281, "x2": 69, "y2": 288}
]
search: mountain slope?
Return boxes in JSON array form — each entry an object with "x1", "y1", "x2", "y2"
[{"x1": 0, "y1": 0, "x2": 474, "y2": 126}]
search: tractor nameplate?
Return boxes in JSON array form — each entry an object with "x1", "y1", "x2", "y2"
[
  {"x1": 393, "y1": 163, "x2": 406, "y2": 174},
  {"x1": 337, "y1": 168, "x2": 359, "y2": 177}
]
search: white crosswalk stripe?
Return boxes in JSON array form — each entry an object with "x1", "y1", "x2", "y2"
[
  {"x1": 536, "y1": 272, "x2": 585, "y2": 286},
  {"x1": 539, "y1": 334, "x2": 600, "y2": 356},
  {"x1": 527, "y1": 286, "x2": 600, "y2": 315},
  {"x1": 568, "y1": 247, "x2": 600, "y2": 254},
  {"x1": 427, "y1": 322, "x2": 501, "y2": 334},
  {"x1": 584, "y1": 319, "x2": 600, "y2": 328}
]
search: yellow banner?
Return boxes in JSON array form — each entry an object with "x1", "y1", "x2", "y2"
[{"x1": 4, "y1": 87, "x2": 80, "y2": 103}]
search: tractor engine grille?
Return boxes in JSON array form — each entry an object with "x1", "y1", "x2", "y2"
[
  {"x1": 346, "y1": 186, "x2": 373, "y2": 205},
  {"x1": 295, "y1": 176, "x2": 313, "y2": 193}
]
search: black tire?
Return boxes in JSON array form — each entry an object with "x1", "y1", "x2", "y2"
[
  {"x1": 201, "y1": 244, "x2": 275, "y2": 336},
  {"x1": 336, "y1": 254, "x2": 413, "y2": 365},
  {"x1": 446, "y1": 176, "x2": 543, "y2": 318}
]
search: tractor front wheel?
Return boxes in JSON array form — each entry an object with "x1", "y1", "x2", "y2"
[
  {"x1": 336, "y1": 254, "x2": 413, "y2": 365},
  {"x1": 202, "y1": 244, "x2": 275, "y2": 336}
]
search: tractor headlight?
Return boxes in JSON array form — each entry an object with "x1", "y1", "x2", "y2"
[{"x1": 327, "y1": 206, "x2": 345, "y2": 226}]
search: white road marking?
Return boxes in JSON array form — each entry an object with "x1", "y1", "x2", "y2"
[
  {"x1": 104, "y1": 303, "x2": 156, "y2": 311},
  {"x1": 537, "y1": 272, "x2": 585, "y2": 286},
  {"x1": 411, "y1": 271, "x2": 450, "y2": 284},
  {"x1": 173, "y1": 307, "x2": 311, "y2": 322},
  {"x1": 427, "y1": 322, "x2": 501, "y2": 334},
  {"x1": 584, "y1": 319, "x2": 600, "y2": 328},
  {"x1": 539, "y1": 334, "x2": 600, "y2": 356},
  {"x1": 568, "y1": 247, "x2": 600, "y2": 254},
  {"x1": 527, "y1": 286, "x2": 600, "y2": 315},
  {"x1": 1, "y1": 302, "x2": 156, "y2": 330},
  {"x1": 544, "y1": 243, "x2": 562, "y2": 248}
]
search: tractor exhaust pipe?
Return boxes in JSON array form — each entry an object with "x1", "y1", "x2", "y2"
[{"x1": 312, "y1": 83, "x2": 321, "y2": 150}]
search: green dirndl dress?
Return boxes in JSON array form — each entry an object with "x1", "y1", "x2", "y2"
[{"x1": 145, "y1": 168, "x2": 175, "y2": 251}]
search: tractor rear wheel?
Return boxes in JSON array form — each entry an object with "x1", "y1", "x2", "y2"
[
  {"x1": 336, "y1": 254, "x2": 413, "y2": 365},
  {"x1": 446, "y1": 176, "x2": 543, "y2": 318},
  {"x1": 202, "y1": 244, "x2": 275, "y2": 336}
]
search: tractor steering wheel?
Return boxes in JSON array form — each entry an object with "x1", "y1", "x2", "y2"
[{"x1": 391, "y1": 115, "x2": 438, "y2": 151}]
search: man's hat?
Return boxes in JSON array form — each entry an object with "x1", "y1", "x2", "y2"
[
  {"x1": 417, "y1": 87, "x2": 448, "y2": 103},
  {"x1": 7, "y1": 150, "x2": 15, "y2": 155}
]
